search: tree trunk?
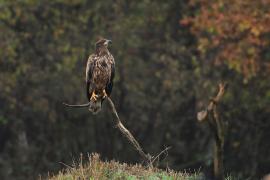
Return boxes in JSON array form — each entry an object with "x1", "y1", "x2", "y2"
[{"x1": 214, "y1": 141, "x2": 224, "y2": 180}]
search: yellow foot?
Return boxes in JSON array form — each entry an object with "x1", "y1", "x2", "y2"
[
  {"x1": 102, "y1": 89, "x2": 108, "y2": 98},
  {"x1": 90, "y1": 91, "x2": 98, "y2": 101}
]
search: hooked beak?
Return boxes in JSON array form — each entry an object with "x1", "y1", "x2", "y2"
[{"x1": 106, "y1": 39, "x2": 112, "y2": 44}]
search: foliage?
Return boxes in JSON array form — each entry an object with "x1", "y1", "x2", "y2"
[{"x1": 182, "y1": 0, "x2": 270, "y2": 78}]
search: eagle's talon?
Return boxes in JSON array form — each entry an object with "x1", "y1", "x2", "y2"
[
  {"x1": 102, "y1": 89, "x2": 108, "y2": 98},
  {"x1": 90, "y1": 91, "x2": 98, "y2": 101},
  {"x1": 90, "y1": 96, "x2": 97, "y2": 101}
]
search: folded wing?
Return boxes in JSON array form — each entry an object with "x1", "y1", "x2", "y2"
[{"x1": 86, "y1": 54, "x2": 95, "y2": 101}]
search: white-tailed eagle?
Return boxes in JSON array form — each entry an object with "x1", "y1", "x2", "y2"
[{"x1": 86, "y1": 38, "x2": 115, "y2": 114}]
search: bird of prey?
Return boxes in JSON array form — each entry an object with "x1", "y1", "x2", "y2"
[{"x1": 85, "y1": 38, "x2": 115, "y2": 114}]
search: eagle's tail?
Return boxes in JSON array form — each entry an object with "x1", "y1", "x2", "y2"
[{"x1": 88, "y1": 96, "x2": 105, "y2": 114}]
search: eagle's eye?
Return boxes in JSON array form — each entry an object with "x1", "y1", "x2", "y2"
[{"x1": 96, "y1": 42, "x2": 103, "y2": 48}]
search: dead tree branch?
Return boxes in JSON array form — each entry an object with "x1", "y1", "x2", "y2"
[
  {"x1": 150, "y1": 146, "x2": 171, "y2": 165},
  {"x1": 63, "y1": 102, "x2": 90, "y2": 107},
  {"x1": 63, "y1": 98, "x2": 153, "y2": 166},
  {"x1": 106, "y1": 97, "x2": 153, "y2": 166},
  {"x1": 197, "y1": 82, "x2": 228, "y2": 180}
]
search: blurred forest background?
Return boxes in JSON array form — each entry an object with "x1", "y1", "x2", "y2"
[{"x1": 0, "y1": 0, "x2": 270, "y2": 179}]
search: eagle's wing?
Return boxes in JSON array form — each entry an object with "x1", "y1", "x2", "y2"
[
  {"x1": 86, "y1": 54, "x2": 95, "y2": 101},
  {"x1": 105, "y1": 55, "x2": 115, "y2": 96}
]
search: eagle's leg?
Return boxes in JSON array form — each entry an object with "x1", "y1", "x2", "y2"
[
  {"x1": 102, "y1": 89, "x2": 108, "y2": 98},
  {"x1": 90, "y1": 91, "x2": 98, "y2": 101}
]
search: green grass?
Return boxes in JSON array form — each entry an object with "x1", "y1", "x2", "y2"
[{"x1": 49, "y1": 153, "x2": 201, "y2": 180}]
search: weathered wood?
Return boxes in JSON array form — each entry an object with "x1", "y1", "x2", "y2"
[
  {"x1": 63, "y1": 102, "x2": 90, "y2": 107},
  {"x1": 63, "y1": 97, "x2": 153, "y2": 166},
  {"x1": 197, "y1": 83, "x2": 227, "y2": 180},
  {"x1": 106, "y1": 97, "x2": 152, "y2": 166}
]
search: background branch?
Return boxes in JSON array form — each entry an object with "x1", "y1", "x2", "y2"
[{"x1": 197, "y1": 82, "x2": 228, "y2": 180}]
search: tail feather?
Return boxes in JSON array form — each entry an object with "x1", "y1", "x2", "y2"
[{"x1": 89, "y1": 96, "x2": 105, "y2": 114}]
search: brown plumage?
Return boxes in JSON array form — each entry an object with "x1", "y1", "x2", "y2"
[{"x1": 86, "y1": 38, "x2": 115, "y2": 113}]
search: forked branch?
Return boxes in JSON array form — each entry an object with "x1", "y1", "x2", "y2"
[{"x1": 197, "y1": 82, "x2": 228, "y2": 180}]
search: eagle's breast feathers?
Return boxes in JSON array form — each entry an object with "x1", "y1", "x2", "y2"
[
  {"x1": 91, "y1": 53, "x2": 114, "y2": 92},
  {"x1": 86, "y1": 50, "x2": 115, "y2": 101}
]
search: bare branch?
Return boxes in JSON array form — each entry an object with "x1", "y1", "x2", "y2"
[
  {"x1": 106, "y1": 97, "x2": 153, "y2": 166},
  {"x1": 62, "y1": 97, "x2": 153, "y2": 166},
  {"x1": 62, "y1": 102, "x2": 90, "y2": 108},
  {"x1": 197, "y1": 82, "x2": 228, "y2": 122},
  {"x1": 151, "y1": 146, "x2": 171, "y2": 165},
  {"x1": 196, "y1": 82, "x2": 228, "y2": 180}
]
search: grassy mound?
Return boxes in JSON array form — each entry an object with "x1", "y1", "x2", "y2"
[{"x1": 49, "y1": 153, "x2": 200, "y2": 180}]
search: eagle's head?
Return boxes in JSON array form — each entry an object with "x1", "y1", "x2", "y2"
[{"x1": 95, "y1": 38, "x2": 112, "y2": 51}]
